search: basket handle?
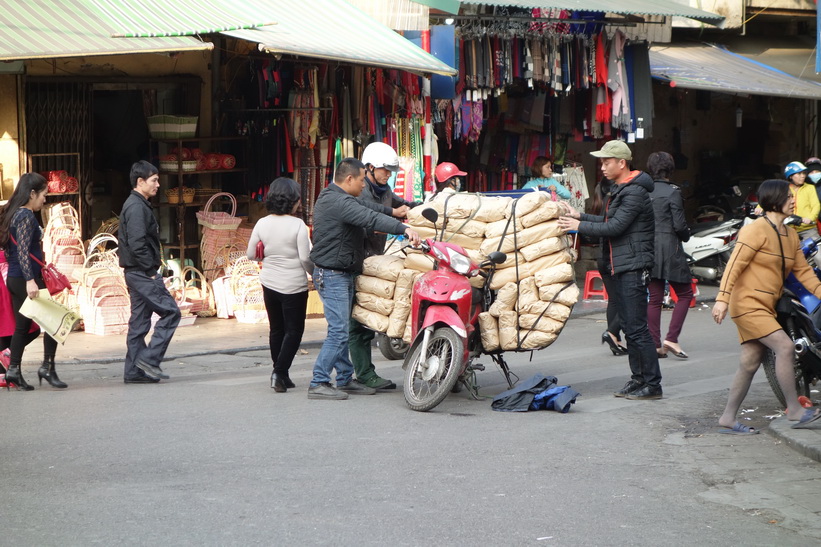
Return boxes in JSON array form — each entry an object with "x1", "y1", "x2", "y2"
[{"x1": 203, "y1": 192, "x2": 237, "y2": 216}]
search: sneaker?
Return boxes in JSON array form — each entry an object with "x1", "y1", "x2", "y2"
[
  {"x1": 337, "y1": 379, "x2": 376, "y2": 395},
  {"x1": 137, "y1": 360, "x2": 169, "y2": 380},
  {"x1": 625, "y1": 384, "x2": 663, "y2": 400},
  {"x1": 360, "y1": 375, "x2": 397, "y2": 390},
  {"x1": 307, "y1": 382, "x2": 349, "y2": 400},
  {"x1": 614, "y1": 380, "x2": 643, "y2": 398}
]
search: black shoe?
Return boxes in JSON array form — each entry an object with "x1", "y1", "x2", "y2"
[
  {"x1": 124, "y1": 375, "x2": 161, "y2": 384},
  {"x1": 625, "y1": 384, "x2": 663, "y2": 400},
  {"x1": 137, "y1": 360, "x2": 169, "y2": 380},
  {"x1": 5, "y1": 366, "x2": 33, "y2": 391},
  {"x1": 38, "y1": 362, "x2": 68, "y2": 389},
  {"x1": 602, "y1": 331, "x2": 627, "y2": 356},
  {"x1": 271, "y1": 372, "x2": 286, "y2": 392},
  {"x1": 614, "y1": 380, "x2": 643, "y2": 398},
  {"x1": 282, "y1": 376, "x2": 296, "y2": 389}
]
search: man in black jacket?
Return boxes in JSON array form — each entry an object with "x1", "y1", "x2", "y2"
[
  {"x1": 349, "y1": 142, "x2": 420, "y2": 390},
  {"x1": 308, "y1": 158, "x2": 420, "y2": 400},
  {"x1": 118, "y1": 160, "x2": 181, "y2": 384},
  {"x1": 558, "y1": 140, "x2": 662, "y2": 400}
]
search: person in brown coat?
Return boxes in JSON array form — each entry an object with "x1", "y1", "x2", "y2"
[{"x1": 712, "y1": 179, "x2": 821, "y2": 433}]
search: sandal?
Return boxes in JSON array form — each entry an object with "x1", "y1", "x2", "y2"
[{"x1": 719, "y1": 422, "x2": 759, "y2": 435}]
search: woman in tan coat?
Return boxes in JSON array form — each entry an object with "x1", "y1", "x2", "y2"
[{"x1": 713, "y1": 179, "x2": 821, "y2": 432}]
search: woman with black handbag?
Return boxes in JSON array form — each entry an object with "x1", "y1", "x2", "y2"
[{"x1": 0, "y1": 173, "x2": 66, "y2": 390}]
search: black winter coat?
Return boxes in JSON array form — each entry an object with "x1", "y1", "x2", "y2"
[
  {"x1": 649, "y1": 180, "x2": 691, "y2": 283},
  {"x1": 310, "y1": 183, "x2": 407, "y2": 273},
  {"x1": 118, "y1": 190, "x2": 161, "y2": 275},
  {"x1": 579, "y1": 171, "x2": 655, "y2": 274},
  {"x1": 359, "y1": 176, "x2": 418, "y2": 257}
]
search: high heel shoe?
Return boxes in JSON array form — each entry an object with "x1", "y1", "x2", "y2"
[
  {"x1": 601, "y1": 331, "x2": 628, "y2": 356},
  {"x1": 663, "y1": 341, "x2": 688, "y2": 359},
  {"x1": 38, "y1": 360, "x2": 68, "y2": 389},
  {"x1": 5, "y1": 365, "x2": 34, "y2": 391},
  {"x1": 271, "y1": 372, "x2": 287, "y2": 392}
]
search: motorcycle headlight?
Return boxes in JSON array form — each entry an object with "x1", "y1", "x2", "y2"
[{"x1": 447, "y1": 248, "x2": 472, "y2": 275}]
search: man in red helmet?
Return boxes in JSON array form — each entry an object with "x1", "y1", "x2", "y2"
[{"x1": 433, "y1": 162, "x2": 467, "y2": 197}]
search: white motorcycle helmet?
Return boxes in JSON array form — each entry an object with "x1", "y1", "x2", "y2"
[{"x1": 361, "y1": 142, "x2": 400, "y2": 172}]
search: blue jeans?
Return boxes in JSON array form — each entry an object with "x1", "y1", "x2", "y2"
[
  {"x1": 310, "y1": 268, "x2": 355, "y2": 387},
  {"x1": 612, "y1": 269, "x2": 662, "y2": 387}
]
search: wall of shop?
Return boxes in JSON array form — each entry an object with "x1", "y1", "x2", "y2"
[{"x1": 0, "y1": 75, "x2": 20, "y2": 200}]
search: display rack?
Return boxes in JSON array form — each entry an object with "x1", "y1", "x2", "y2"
[
  {"x1": 148, "y1": 137, "x2": 249, "y2": 267},
  {"x1": 27, "y1": 152, "x2": 84, "y2": 236}
]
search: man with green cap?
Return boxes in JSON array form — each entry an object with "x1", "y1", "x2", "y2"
[{"x1": 557, "y1": 140, "x2": 662, "y2": 400}]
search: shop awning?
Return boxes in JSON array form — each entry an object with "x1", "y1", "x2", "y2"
[
  {"x1": 649, "y1": 43, "x2": 821, "y2": 100},
  {"x1": 0, "y1": 0, "x2": 212, "y2": 61},
  {"x1": 459, "y1": 0, "x2": 725, "y2": 26},
  {"x1": 88, "y1": 0, "x2": 276, "y2": 37},
  {"x1": 222, "y1": 0, "x2": 456, "y2": 76}
]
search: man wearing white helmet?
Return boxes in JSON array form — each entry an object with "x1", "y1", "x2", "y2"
[
  {"x1": 350, "y1": 141, "x2": 421, "y2": 390},
  {"x1": 785, "y1": 161, "x2": 820, "y2": 240}
]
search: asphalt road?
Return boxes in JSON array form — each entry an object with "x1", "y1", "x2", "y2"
[{"x1": 2, "y1": 303, "x2": 820, "y2": 546}]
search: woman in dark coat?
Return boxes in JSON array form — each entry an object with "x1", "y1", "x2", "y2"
[{"x1": 646, "y1": 152, "x2": 692, "y2": 358}]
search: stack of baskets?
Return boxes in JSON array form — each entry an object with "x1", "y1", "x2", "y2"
[
  {"x1": 77, "y1": 234, "x2": 130, "y2": 336},
  {"x1": 43, "y1": 202, "x2": 85, "y2": 283},
  {"x1": 197, "y1": 193, "x2": 243, "y2": 283},
  {"x1": 230, "y1": 257, "x2": 266, "y2": 324}
]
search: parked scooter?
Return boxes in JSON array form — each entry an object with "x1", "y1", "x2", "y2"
[
  {"x1": 402, "y1": 209, "x2": 509, "y2": 412},
  {"x1": 683, "y1": 201, "x2": 757, "y2": 284},
  {"x1": 764, "y1": 229, "x2": 821, "y2": 407}
]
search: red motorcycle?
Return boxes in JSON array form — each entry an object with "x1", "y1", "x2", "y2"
[{"x1": 402, "y1": 209, "x2": 511, "y2": 412}]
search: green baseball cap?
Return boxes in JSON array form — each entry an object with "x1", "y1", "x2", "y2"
[{"x1": 590, "y1": 140, "x2": 632, "y2": 160}]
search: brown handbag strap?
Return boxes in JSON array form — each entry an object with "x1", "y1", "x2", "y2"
[
  {"x1": 8, "y1": 234, "x2": 46, "y2": 267},
  {"x1": 764, "y1": 216, "x2": 786, "y2": 284}
]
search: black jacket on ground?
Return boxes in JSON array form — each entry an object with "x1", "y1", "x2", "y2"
[
  {"x1": 310, "y1": 183, "x2": 407, "y2": 273},
  {"x1": 118, "y1": 190, "x2": 161, "y2": 275},
  {"x1": 649, "y1": 180, "x2": 691, "y2": 283},
  {"x1": 359, "y1": 175, "x2": 418, "y2": 257},
  {"x1": 579, "y1": 170, "x2": 655, "y2": 275}
]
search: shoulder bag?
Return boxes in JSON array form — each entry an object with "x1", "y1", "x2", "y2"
[{"x1": 9, "y1": 235, "x2": 72, "y2": 295}]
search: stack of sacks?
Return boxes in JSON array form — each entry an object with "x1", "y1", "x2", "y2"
[
  {"x1": 356, "y1": 191, "x2": 579, "y2": 352},
  {"x1": 483, "y1": 262, "x2": 578, "y2": 350}
]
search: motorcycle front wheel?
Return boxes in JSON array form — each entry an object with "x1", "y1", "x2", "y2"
[
  {"x1": 762, "y1": 349, "x2": 812, "y2": 408},
  {"x1": 403, "y1": 327, "x2": 464, "y2": 412}
]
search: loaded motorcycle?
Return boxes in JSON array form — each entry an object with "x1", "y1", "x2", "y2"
[
  {"x1": 764, "y1": 230, "x2": 821, "y2": 407},
  {"x1": 402, "y1": 209, "x2": 509, "y2": 412}
]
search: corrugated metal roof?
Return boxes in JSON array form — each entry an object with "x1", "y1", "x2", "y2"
[
  {"x1": 459, "y1": 0, "x2": 724, "y2": 26},
  {"x1": 88, "y1": 0, "x2": 277, "y2": 37},
  {"x1": 223, "y1": 0, "x2": 456, "y2": 76},
  {"x1": 0, "y1": 0, "x2": 212, "y2": 61},
  {"x1": 649, "y1": 43, "x2": 821, "y2": 100}
]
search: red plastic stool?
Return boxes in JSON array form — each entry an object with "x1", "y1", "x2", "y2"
[
  {"x1": 583, "y1": 270, "x2": 608, "y2": 300},
  {"x1": 669, "y1": 278, "x2": 698, "y2": 308}
]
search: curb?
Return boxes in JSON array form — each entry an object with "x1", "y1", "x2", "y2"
[{"x1": 767, "y1": 416, "x2": 821, "y2": 464}]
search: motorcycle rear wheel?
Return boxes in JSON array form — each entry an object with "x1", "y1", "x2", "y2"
[
  {"x1": 403, "y1": 327, "x2": 464, "y2": 412},
  {"x1": 762, "y1": 349, "x2": 812, "y2": 408},
  {"x1": 376, "y1": 333, "x2": 409, "y2": 361}
]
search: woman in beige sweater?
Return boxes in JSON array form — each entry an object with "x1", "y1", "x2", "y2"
[{"x1": 713, "y1": 179, "x2": 821, "y2": 432}]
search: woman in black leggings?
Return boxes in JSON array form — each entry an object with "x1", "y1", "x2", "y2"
[{"x1": 0, "y1": 173, "x2": 66, "y2": 390}]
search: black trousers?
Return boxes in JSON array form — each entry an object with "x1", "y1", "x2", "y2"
[
  {"x1": 262, "y1": 286, "x2": 308, "y2": 377},
  {"x1": 6, "y1": 276, "x2": 57, "y2": 368},
  {"x1": 124, "y1": 271, "x2": 181, "y2": 379},
  {"x1": 611, "y1": 269, "x2": 662, "y2": 387}
]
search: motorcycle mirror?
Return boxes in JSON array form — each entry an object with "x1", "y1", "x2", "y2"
[
  {"x1": 488, "y1": 251, "x2": 507, "y2": 265},
  {"x1": 421, "y1": 208, "x2": 439, "y2": 223},
  {"x1": 785, "y1": 215, "x2": 802, "y2": 226}
]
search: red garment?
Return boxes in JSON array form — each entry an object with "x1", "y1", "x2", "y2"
[
  {"x1": 595, "y1": 33, "x2": 611, "y2": 124},
  {"x1": 0, "y1": 251, "x2": 38, "y2": 338}
]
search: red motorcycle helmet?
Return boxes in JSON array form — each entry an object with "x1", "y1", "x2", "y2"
[{"x1": 434, "y1": 162, "x2": 467, "y2": 183}]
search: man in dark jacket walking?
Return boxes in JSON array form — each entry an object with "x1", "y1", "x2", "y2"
[
  {"x1": 558, "y1": 140, "x2": 662, "y2": 400},
  {"x1": 308, "y1": 158, "x2": 420, "y2": 400},
  {"x1": 118, "y1": 160, "x2": 181, "y2": 384}
]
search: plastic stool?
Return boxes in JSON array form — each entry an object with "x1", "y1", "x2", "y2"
[
  {"x1": 583, "y1": 270, "x2": 608, "y2": 301},
  {"x1": 669, "y1": 278, "x2": 698, "y2": 308}
]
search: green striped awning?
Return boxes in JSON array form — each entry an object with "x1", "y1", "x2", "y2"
[
  {"x1": 223, "y1": 0, "x2": 456, "y2": 76},
  {"x1": 0, "y1": 0, "x2": 212, "y2": 61},
  {"x1": 88, "y1": 0, "x2": 276, "y2": 38},
  {"x1": 460, "y1": 0, "x2": 725, "y2": 26}
]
